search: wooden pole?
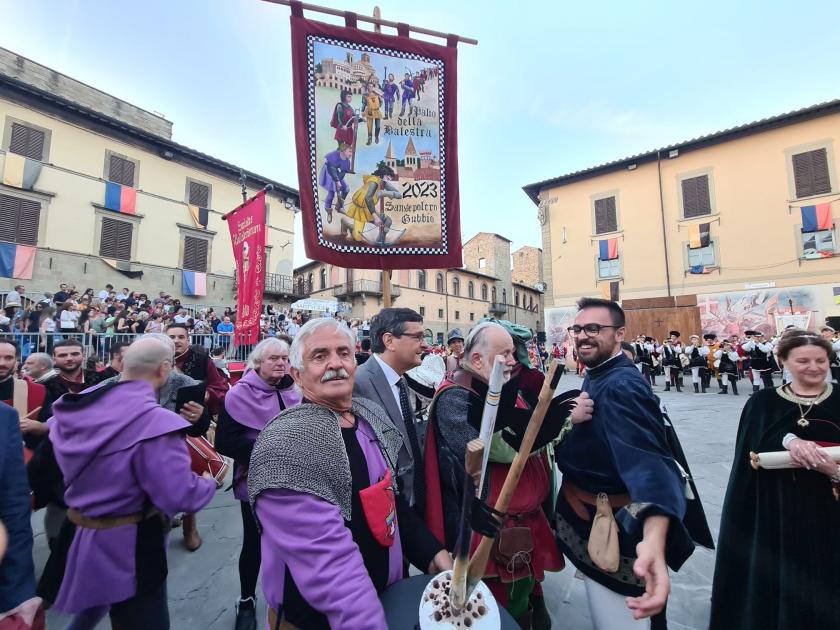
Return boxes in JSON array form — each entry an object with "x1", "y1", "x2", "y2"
[{"x1": 261, "y1": 0, "x2": 478, "y2": 45}]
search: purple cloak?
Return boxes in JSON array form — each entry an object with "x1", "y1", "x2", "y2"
[
  {"x1": 256, "y1": 417, "x2": 402, "y2": 629},
  {"x1": 225, "y1": 370, "x2": 302, "y2": 500},
  {"x1": 48, "y1": 379, "x2": 217, "y2": 613}
]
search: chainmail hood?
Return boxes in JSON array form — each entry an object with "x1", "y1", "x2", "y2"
[{"x1": 248, "y1": 396, "x2": 404, "y2": 521}]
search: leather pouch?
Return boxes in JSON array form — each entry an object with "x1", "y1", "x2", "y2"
[{"x1": 587, "y1": 493, "x2": 620, "y2": 573}]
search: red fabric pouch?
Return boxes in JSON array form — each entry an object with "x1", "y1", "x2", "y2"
[{"x1": 358, "y1": 469, "x2": 396, "y2": 548}]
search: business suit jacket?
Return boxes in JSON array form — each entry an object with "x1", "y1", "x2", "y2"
[{"x1": 353, "y1": 355, "x2": 416, "y2": 503}]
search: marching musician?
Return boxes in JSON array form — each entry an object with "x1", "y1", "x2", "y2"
[
  {"x1": 660, "y1": 331, "x2": 684, "y2": 392},
  {"x1": 703, "y1": 334, "x2": 720, "y2": 392},
  {"x1": 685, "y1": 335, "x2": 709, "y2": 394},
  {"x1": 715, "y1": 340, "x2": 741, "y2": 395},
  {"x1": 741, "y1": 331, "x2": 775, "y2": 392}
]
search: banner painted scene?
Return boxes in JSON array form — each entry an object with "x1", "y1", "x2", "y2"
[
  {"x1": 227, "y1": 191, "x2": 266, "y2": 345},
  {"x1": 697, "y1": 286, "x2": 818, "y2": 337},
  {"x1": 290, "y1": 13, "x2": 461, "y2": 269}
]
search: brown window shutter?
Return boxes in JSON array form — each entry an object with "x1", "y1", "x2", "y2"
[
  {"x1": 108, "y1": 155, "x2": 136, "y2": 187},
  {"x1": 792, "y1": 148, "x2": 832, "y2": 198},
  {"x1": 0, "y1": 194, "x2": 40, "y2": 245},
  {"x1": 188, "y1": 181, "x2": 210, "y2": 207},
  {"x1": 100, "y1": 217, "x2": 133, "y2": 260},
  {"x1": 9, "y1": 123, "x2": 46, "y2": 161},
  {"x1": 183, "y1": 236, "x2": 208, "y2": 272},
  {"x1": 594, "y1": 196, "x2": 617, "y2": 234},
  {"x1": 681, "y1": 175, "x2": 711, "y2": 218}
]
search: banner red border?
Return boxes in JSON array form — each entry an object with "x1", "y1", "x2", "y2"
[{"x1": 290, "y1": 14, "x2": 462, "y2": 270}]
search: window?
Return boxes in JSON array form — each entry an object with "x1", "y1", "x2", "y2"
[
  {"x1": 469, "y1": 312, "x2": 474, "y2": 321},
  {"x1": 307, "y1": 272, "x2": 313, "y2": 288},
  {"x1": 687, "y1": 243, "x2": 716, "y2": 267},
  {"x1": 515, "y1": 291, "x2": 520, "y2": 307},
  {"x1": 320, "y1": 268, "x2": 327, "y2": 289},
  {"x1": 436, "y1": 272, "x2": 444, "y2": 293},
  {"x1": 99, "y1": 216, "x2": 133, "y2": 261},
  {"x1": 792, "y1": 148, "x2": 831, "y2": 198},
  {"x1": 529, "y1": 295, "x2": 534, "y2": 310},
  {"x1": 502, "y1": 288, "x2": 507, "y2": 304},
  {"x1": 681, "y1": 175, "x2": 712, "y2": 218},
  {"x1": 437, "y1": 332, "x2": 444, "y2": 344},
  {"x1": 454, "y1": 310, "x2": 460, "y2": 320},
  {"x1": 417, "y1": 270, "x2": 427, "y2": 290},
  {"x1": 183, "y1": 236, "x2": 209, "y2": 272},
  {"x1": 107, "y1": 153, "x2": 137, "y2": 187},
  {"x1": 468, "y1": 281, "x2": 474, "y2": 299},
  {"x1": 481, "y1": 283, "x2": 488, "y2": 301},
  {"x1": 187, "y1": 179, "x2": 211, "y2": 207},
  {"x1": 801, "y1": 229, "x2": 836, "y2": 259},
  {"x1": 594, "y1": 196, "x2": 618, "y2": 234},
  {"x1": 491, "y1": 286, "x2": 497, "y2": 303},
  {"x1": 452, "y1": 276, "x2": 460, "y2": 296},
  {"x1": 598, "y1": 258, "x2": 621, "y2": 279},
  {"x1": 438, "y1": 308, "x2": 444, "y2": 318},
  {"x1": 478, "y1": 257, "x2": 486, "y2": 269},
  {"x1": 419, "y1": 306, "x2": 426, "y2": 316},
  {"x1": 8, "y1": 122, "x2": 46, "y2": 160},
  {"x1": 0, "y1": 194, "x2": 40, "y2": 246}
]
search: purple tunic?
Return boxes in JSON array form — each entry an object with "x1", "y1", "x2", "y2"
[
  {"x1": 225, "y1": 370, "x2": 302, "y2": 500},
  {"x1": 256, "y1": 417, "x2": 402, "y2": 629},
  {"x1": 48, "y1": 380, "x2": 217, "y2": 613}
]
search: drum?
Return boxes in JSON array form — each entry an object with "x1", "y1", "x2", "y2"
[{"x1": 186, "y1": 436, "x2": 229, "y2": 483}]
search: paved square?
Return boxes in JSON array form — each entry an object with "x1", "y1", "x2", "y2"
[{"x1": 35, "y1": 373, "x2": 753, "y2": 629}]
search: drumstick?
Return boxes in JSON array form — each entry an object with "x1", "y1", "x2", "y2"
[{"x1": 464, "y1": 362, "x2": 562, "y2": 602}]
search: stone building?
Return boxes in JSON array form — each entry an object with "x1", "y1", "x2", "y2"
[
  {"x1": 0, "y1": 46, "x2": 300, "y2": 306},
  {"x1": 294, "y1": 232, "x2": 544, "y2": 343}
]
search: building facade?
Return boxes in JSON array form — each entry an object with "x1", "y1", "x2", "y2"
[
  {"x1": 294, "y1": 232, "x2": 544, "y2": 343},
  {"x1": 0, "y1": 46, "x2": 300, "y2": 306},
  {"x1": 524, "y1": 99, "x2": 840, "y2": 344}
]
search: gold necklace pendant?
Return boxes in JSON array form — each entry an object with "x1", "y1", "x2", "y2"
[{"x1": 797, "y1": 417, "x2": 810, "y2": 428}]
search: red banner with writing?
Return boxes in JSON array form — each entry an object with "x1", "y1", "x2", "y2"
[
  {"x1": 289, "y1": 9, "x2": 462, "y2": 269},
  {"x1": 227, "y1": 191, "x2": 265, "y2": 345}
]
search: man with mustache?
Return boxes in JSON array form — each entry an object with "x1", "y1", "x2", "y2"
[
  {"x1": 423, "y1": 321, "x2": 584, "y2": 629},
  {"x1": 354, "y1": 308, "x2": 428, "y2": 512},
  {"x1": 555, "y1": 298, "x2": 696, "y2": 630},
  {"x1": 248, "y1": 318, "x2": 450, "y2": 629}
]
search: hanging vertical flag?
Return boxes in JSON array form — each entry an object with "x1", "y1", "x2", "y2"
[
  {"x1": 0, "y1": 243, "x2": 36, "y2": 280},
  {"x1": 688, "y1": 222, "x2": 711, "y2": 249},
  {"x1": 689, "y1": 265, "x2": 712, "y2": 274},
  {"x1": 104, "y1": 181, "x2": 137, "y2": 214},
  {"x1": 599, "y1": 281, "x2": 619, "y2": 301},
  {"x1": 226, "y1": 191, "x2": 266, "y2": 345},
  {"x1": 290, "y1": 7, "x2": 462, "y2": 270},
  {"x1": 800, "y1": 204, "x2": 832, "y2": 232},
  {"x1": 2, "y1": 153, "x2": 42, "y2": 190},
  {"x1": 598, "y1": 238, "x2": 618, "y2": 260},
  {"x1": 188, "y1": 204, "x2": 209, "y2": 229},
  {"x1": 182, "y1": 270, "x2": 207, "y2": 297},
  {"x1": 100, "y1": 257, "x2": 143, "y2": 279},
  {"x1": 833, "y1": 287, "x2": 840, "y2": 305}
]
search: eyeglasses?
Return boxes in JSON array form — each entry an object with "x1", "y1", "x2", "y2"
[
  {"x1": 567, "y1": 324, "x2": 620, "y2": 337},
  {"x1": 393, "y1": 331, "x2": 426, "y2": 341}
]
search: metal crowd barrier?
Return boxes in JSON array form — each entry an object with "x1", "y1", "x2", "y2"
[{"x1": 4, "y1": 332, "x2": 255, "y2": 363}]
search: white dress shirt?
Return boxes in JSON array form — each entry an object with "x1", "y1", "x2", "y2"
[{"x1": 373, "y1": 354, "x2": 405, "y2": 416}]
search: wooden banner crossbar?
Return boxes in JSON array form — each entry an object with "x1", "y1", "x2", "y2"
[{"x1": 260, "y1": 0, "x2": 478, "y2": 45}]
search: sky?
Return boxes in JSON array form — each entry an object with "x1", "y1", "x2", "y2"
[{"x1": 2, "y1": 0, "x2": 840, "y2": 269}]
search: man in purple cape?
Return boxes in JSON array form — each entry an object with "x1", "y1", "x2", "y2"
[
  {"x1": 318, "y1": 143, "x2": 352, "y2": 223},
  {"x1": 215, "y1": 337, "x2": 302, "y2": 630},
  {"x1": 42, "y1": 335, "x2": 217, "y2": 628},
  {"x1": 248, "y1": 318, "x2": 452, "y2": 630}
]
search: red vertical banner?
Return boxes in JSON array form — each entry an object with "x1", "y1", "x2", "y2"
[{"x1": 228, "y1": 191, "x2": 266, "y2": 345}]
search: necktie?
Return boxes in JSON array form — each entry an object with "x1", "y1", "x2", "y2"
[{"x1": 398, "y1": 377, "x2": 424, "y2": 508}]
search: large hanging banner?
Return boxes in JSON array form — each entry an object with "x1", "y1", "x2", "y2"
[
  {"x1": 227, "y1": 191, "x2": 266, "y2": 345},
  {"x1": 290, "y1": 5, "x2": 462, "y2": 269}
]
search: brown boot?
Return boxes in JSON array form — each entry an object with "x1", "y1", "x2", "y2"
[{"x1": 182, "y1": 513, "x2": 202, "y2": 551}]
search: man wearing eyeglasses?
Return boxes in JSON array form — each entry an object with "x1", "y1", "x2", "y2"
[
  {"x1": 554, "y1": 298, "x2": 695, "y2": 630},
  {"x1": 354, "y1": 308, "x2": 428, "y2": 511}
]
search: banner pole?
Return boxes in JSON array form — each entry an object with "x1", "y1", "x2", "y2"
[{"x1": 262, "y1": 0, "x2": 478, "y2": 45}]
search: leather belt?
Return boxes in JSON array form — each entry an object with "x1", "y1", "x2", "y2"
[
  {"x1": 561, "y1": 481, "x2": 630, "y2": 522},
  {"x1": 67, "y1": 507, "x2": 156, "y2": 530}
]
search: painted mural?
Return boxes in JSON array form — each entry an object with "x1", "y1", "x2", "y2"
[{"x1": 698, "y1": 287, "x2": 818, "y2": 337}]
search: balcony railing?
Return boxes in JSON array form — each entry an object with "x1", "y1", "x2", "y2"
[
  {"x1": 489, "y1": 302, "x2": 508, "y2": 315},
  {"x1": 235, "y1": 272, "x2": 310, "y2": 298},
  {"x1": 333, "y1": 280, "x2": 402, "y2": 299}
]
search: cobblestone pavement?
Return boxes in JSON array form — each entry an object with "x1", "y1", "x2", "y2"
[{"x1": 35, "y1": 372, "x2": 757, "y2": 629}]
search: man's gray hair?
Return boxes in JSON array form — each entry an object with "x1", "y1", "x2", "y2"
[
  {"x1": 123, "y1": 334, "x2": 175, "y2": 376},
  {"x1": 462, "y1": 321, "x2": 507, "y2": 367},
  {"x1": 247, "y1": 337, "x2": 290, "y2": 370},
  {"x1": 289, "y1": 318, "x2": 355, "y2": 372},
  {"x1": 27, "y1": 353, "x2": 53, "y2": 370}
]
